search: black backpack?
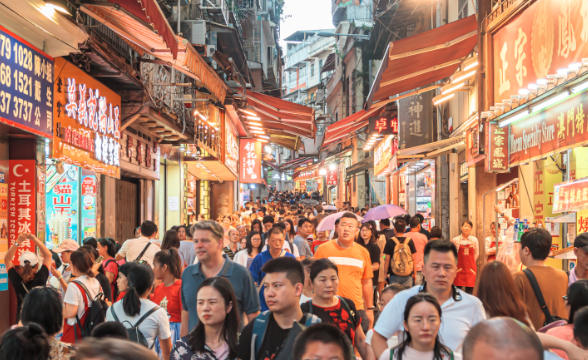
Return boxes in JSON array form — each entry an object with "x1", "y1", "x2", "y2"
[
  {"x1": 72, "y1": 280, "x2": 108, "y2": 338},
  {"x1": 110, "y1": 305, "x2": 160, "y2": 348}
]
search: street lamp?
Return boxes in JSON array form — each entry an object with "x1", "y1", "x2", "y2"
[{"x1": 328, "y1": 163, "x2": 337, "y2": 171}]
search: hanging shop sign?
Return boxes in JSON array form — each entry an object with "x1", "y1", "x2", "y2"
[
  {"x1": 53, "y1": 58, "x2": 121, "y2": 178},
  {"x1": 8, "y1": 160, "x2": 36, "y2": 266},
  {"x1": 239, "y1": 139, "x2": 262, "y2": 183},
  {"x1": 486, "y1": 122, "x2": 509, "y2": 172},
  {"x1": 509, "y1": 91, "x2": 588, "y2": 166},
  {"x1": 224, "y1": 120, "x2": 239, "y2": 176},
  {"x1": 374, "y1": 136, "x2": 394, "y2": 176},
  {"x1": 369, "y1": 114, "x2": 399, "y2": 136},
  {"x1": 294, "y1": 168, "x2": 318, "y2": 181},
  {"x1": 0, "y1": 175, "x2": 6, "y2": 291},
  {"x1": 80, "y1": 173, "x2": 97, "y2": 239},
  {"x1": 0, "y1": 25, "x2": 53, "y2": 137},
  {"x1": 466, "y1": 120, "x2": 485, "y2": 166},
  {"x1": 398, "y1": 91, "x2": 434, "y2": 149},
  {"x1": 553, "y1": 177, "x2": 588, "y2": 213},
  {"x1": 492, "y1": 0, "x2": 588, "y2": 103},
  {"x1": 46, "y1": 163, "x2": 79, "y2": 247},
  {"x1": 120, "y1": 131, "x2": 160, "y2": 180},
  {"x1": 327, "y1": 169, "x2": 338, "y2": 186}
]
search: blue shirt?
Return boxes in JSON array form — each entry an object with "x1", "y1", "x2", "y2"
[
  {"x1": 249, "y1": 250, "x2": 296, "y2": 311},
  {"x1": 181, "y1": 254, "x2": 259, "y2": 332}
]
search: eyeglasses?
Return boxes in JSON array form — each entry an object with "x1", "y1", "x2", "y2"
[{"x1": 562, "y1": 295, "x2": 568, "y2": 302}]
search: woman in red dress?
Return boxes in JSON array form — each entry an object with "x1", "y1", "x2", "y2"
[{"x1": 451, "y1": 220, "x2": 479, "y2": 294}]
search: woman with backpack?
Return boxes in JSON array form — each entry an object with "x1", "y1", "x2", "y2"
[
  {"x1": 151, "y1": 249, "x2": 183, "y2": 357},
  {"x1": 300, "y1": 259, "x2": 372, "y2": 360},
  {"x1": 170, "y1": 277, "x2": 239, "y2": 360},
  {"x1": 62, "y1": 248, "x2": 104, "y2": 344},
  {"x1": 106, "y1": 262, "x2": 172, "y2": 359},
  {"x1": 98, "y1": 238, "x2": 119, "y2": 302}
]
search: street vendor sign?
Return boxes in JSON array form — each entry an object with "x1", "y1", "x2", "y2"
[{"x1": 553, "y1": 177, "x2": 588, "y2": 213}]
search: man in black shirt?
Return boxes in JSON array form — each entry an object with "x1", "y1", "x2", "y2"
[
  {"x1": 383, "y1": 218, "x2": 416, "y2": 287},
  {"x1": 237, "y1": 257, "x2": 320, "y2": 360},
  {"x1": 379, "y1": 218, "x2": 395, "y2": 242}
]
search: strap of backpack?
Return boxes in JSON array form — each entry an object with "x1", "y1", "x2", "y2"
[
  {"x1": 134, "y1": 242, "x2": 152, "y2": 262},
  {"x1": 389, "y1": 348, "x2": 394, "y2": 360},
  {"x1": 523, "y1": 268, "x2": 554, "y2": 323},
  {"x1": 104, "y1": 259, "x2": 118, "y2": 270},
  {"x1": 134, "y1": 306, "x2": 160, "y2": 349},
  {"x1": 252, "y1": 311, "x2": 271, "y2": 359},
  {"x1": 337, "y1": 296, "x2": 357, "y2": 325},
  {"x1": 392, "y1": 237, "x2": 399, "y2": 245},
  {"x1": 72, "y1": 281, "x2": 90, "y2": 339}
]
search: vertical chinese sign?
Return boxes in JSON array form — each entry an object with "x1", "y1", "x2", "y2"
[
  {"x1": 81, "y1": 173, "x2": 97, "y2": 239},
  {"x1": 239, "y1": 139, "x2": 262, "y2": 183},
  {"x1": 398, "y1": 91, "x2": 434, "y2": 149},
  {"x1": 326, "y1": 169, "x2": 338, "y2": 186},
  {"x1": 0, "y1": 25, "x2": 54, "y2": 138},
  {"x1": 8, "y1": 160, "x2": 36, "y2": 266},
  {"x1": 486, "y1": 123, "x2": 509, "y2": 172},
  {"x1": 53, "y1": 58, "x2": 121, "y2": 178},
  {"x1": 0, "y1": 173, "x2": 8, "y2": 291},
  {"x1": 46, "y1": 163, "x2": 79, "y2": 247}
]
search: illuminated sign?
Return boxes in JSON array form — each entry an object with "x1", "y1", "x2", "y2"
[
  {"x1": 0, "y1": 25, "x2": 53, "y2": 137},
  {"x1": 225, "y1": 120, "x2": 239, "y2": 176},
  {"x1": 53, "y1": 58, "x2": 121, "y2": 178},
  {"x1": 8, "y1": 160, "x2": 36, "y2": 266},
  {"x1": 553, "y1": 177, "x2": 588, "y2": 213},
  {"x1": 369, "y1": 116, "x2": 399, "y2": 135},
  {"x1": 239, "y1": 139, "x2": 262, "y2": 183},
  {"x1": 486, "y1": 123, "x2": 509, "y2": 172},
  {"x1": 374, "y1": 136, "x2": 394, "y2": 176}
]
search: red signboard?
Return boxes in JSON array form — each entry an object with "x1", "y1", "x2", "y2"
[
  {"x1": 327, "y1": 169, "x2": 338, "y2": 186},
  {"x1": 509, "y1": 91, "x2": 588, "y2": 166},
  {"x1": 369, "y1": 116, "x2": 399, "y2": 136},
  {"x1": 239, "y1": 139, "x2": 262, "y2": 183},
  {"x1": 486, "y1": 122, "x2": 509, "y2": 172},
  {"x1": 492, "y1": 0, "x2": 588, "y2": 103},
  {"x1": 553, "y1": 177, "x2": 588, "y2": 213},
  {"x1": 8, "y1": 160, "x2": 36, "y2": 265}
]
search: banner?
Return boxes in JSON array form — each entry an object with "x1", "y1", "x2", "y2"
[
  {"x1": 486, "y1": 122, "x2": 509, "y2": 172},
  {"x1": 0, "y1": 25, "x2": 53, "y2": 137},
  {"x1": 81, "y1": 173, "x2": 97, "y2": 239},
  {"x1": 553, "y1": 177, "x2": 588, "y2": 213},
  {"x1": 492, "y1": 0, "x2": 588, "y2": 103},
  {"x1": 398, "y1": 91, "x2": 434, "y2": 149},
  {"x1": 0, "y1": 178, "x2": 8, "y2": 291},
  {"x1": 239, "y1": 139, "x2": 262, "y2": 183},
  {"x1": 374, "y1": 136, "x2": 394, "y2": 176},
  {"x1": 53, "y1": 58, "x2": 121, "y2": 178},
  {"x1": 45, "y1": 163, "x2": 79, "y2": 247},
  {"x1": 8, "y1": 160, "x2": 36, "y2": 266},
  {"x1": 326, "y1": 169, "x2": 338, "y2": 186}
]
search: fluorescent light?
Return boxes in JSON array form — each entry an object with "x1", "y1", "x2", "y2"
[
  {"x1": 246, "y1": 121, "x2": 263, "y2": 127},
  {"x1": 572, "y1": 80, "x2": 588, "y2": 94},
  {"x1": 245, "y1": 115, "x2": 262, "y2": 120},
  {"x1": 250, "y1": 130, "x2": 266, "y2": 135},
  {"x1": 530, "y1": 92, "x2": 569, "y2": 114},
  {"x1": 329, "y1": 163, "x2": 337, "y2": 171},
  {"x1": 240, "y1": 109, "x2": 257, "y2": 116},
  {"x1": 499, "y1": 109, "x2": 530, "y2": 128},
  {"x1": 319, "y1": 169, "x2": 327, "y2": 176},
  {"x1": 442, "y1": 82, "x2": 465, "y2": 95},
  {"x1": 248, "y1": 125, "x2": 264, "y2": 130},
  {"x1": 256, "y1": 134, "x2": 270, "y2": 140},
  {"x1": 451, "y1": 69, "x2": 476, "y2": 84},
  {"x1": 463, "y1": 60, "x2": 479, "y2": 72},
  {"x1": 433, "y1": 93, "x2": 455, "y2": 106}
]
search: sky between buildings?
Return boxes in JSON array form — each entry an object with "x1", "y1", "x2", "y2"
[{"x1": 280, "y1": 0, "x2": 334, "y2": 48}]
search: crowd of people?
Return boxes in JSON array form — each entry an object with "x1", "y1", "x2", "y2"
[{"x1": 1, "y1": 190, "x2": 588, "y2": 360}]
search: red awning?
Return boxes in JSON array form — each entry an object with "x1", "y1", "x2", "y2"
[
  {"x1": 246, "y1": 92, "x2": 315, "y2": 138},
  {"x1": 280, "y1": 157, "x2": 314, "y2": 170},
  {"x1": 368, "y1": 15, "x2": 478, "y2": 104},
  {"x1": 322, "y1": 102, "x2": 390, "y2": 148}
]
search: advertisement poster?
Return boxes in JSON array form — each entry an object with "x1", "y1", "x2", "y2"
[
  {"x1": 0, "y1": 177, "x2": 8, "y2": 291},
  {"x1": 8, "y1": 160, "x2": 36, "y2": 265},
  {"x1": 80, "y1": 173, "x2": 97, "y2": 239},
  {"x1": 45, "y1": 163, "x2": 79, "y2": 247},
  {"x1": 239, "y1": 139, "x2": 262, "y2": 183}
]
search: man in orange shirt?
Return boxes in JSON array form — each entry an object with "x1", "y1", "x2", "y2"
[
  {"x1": 405, "y1": 216, "x2": 428, "y2": 285},
  {"x1": 314, "y1": 212, "x2": 374, "y2": 331}
]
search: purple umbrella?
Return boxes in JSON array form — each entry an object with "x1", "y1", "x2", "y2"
[
  {"x1": 316, "y1": 211, "x2": 363, "y2": 232},
  {"x1": 362, "y1": 204, "x2": 407, "y2": 222}
]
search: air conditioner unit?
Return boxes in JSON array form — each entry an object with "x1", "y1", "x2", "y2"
[
  {"x1": 206, "y1": 45, "x2": 217, "y2": 57},
  {"x1": 181, "y1": 20, "x2": 207, "y2": 46}
]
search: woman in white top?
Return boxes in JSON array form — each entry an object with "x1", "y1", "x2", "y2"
[
  {"x1": 106, "y1": 262, "x2": 172, "y2": 360},
  {"x1": 233, "y1": 231, "x2": 263, "y2": 269},
  {"x1": 61, "y1": 247, "x2": 103, "y2": 344},
  {"x1": 380, "y1": 293, "x2": 453, "y2": 360}
]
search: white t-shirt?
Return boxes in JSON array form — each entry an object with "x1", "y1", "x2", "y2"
[
  {"x1": 63, "y1": 275, "x2": 102, "y2": 325},
  {"x1": 374, "y1": 286, "x2": 486, "y2": 352},
  {"x1": 117, "y1": 237, "x2": 161, "y2": 267},
  {"x1": 380, "y1": 345, "x2": 458, "y2": 360},
  {"x1": 106, "y1": 298, "x2": 171, "y2": 347}
]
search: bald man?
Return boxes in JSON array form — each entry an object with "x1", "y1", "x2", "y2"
[{"x1": 462, "y1": 318, "x2": 544, "y2": 360}]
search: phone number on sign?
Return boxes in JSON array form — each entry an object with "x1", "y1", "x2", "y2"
[{"x1": 0, "y1": 90, "x2": 33, "y2": 123}]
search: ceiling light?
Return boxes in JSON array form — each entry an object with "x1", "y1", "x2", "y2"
[
  {"x1": 572, "y1": 80, "x2": 588, "y2": 94},
  {"x1": 246, "y1": 120, "x2": 263, "y2": 127},
  {"x1": 530, "y1": 92, "x2": 569, "y2": 114},
  {"x1": 433, "y1": 92, "x2": 455, "y2": 106},
  {"x1": 499, "y1": 109, "x2": 530, "y2": 128},
  {"x1": 451, "y1": 69, "x2": 476, "y2": 84},
  {"x1": 250, "y1": 130, "x2": 266, "y2": 135},
  {"x1": 256, "y1": 134, "x2": 270, "y2": 140},
  {"x1": 240, "y1": 109, "x2": 257, "y2": 116},
  {"x1": 329, "y1": 163, "x2": 337, "y2": 171},
  {"x1": 462, "y1": 60, "x2": 479, "y2": 72},
  {"x1": 245, "y1": 115, "x2": 262, "y2": 121},
  {"x1": 442, "y1": 82, "x2": 465, "y2": 95}
]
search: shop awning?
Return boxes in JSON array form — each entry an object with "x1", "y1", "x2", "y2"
[
  {"x1": 280, "y1": 156, "x2": 315, "y2": 170},
  {"x1": 397, "y1": 136, "x2": 465, "y2": 160},
  {"x1": 268, "y1": 133, "x2": 303, "y2": 151},
  {"x1": 322, "y1": 103, "x2": 389, "y2": 148},
  {"x1": 186, "y1": 161, "x2": 237, "y2": 182},
  {"x1": 246, "y1": 92, "x2": 316, "y2": 138},
  {"x1": 81, "y1": 2, "x2": 228, "y2": 103},
  {"x1": 346, "y1": 157, "x2": 373, "y2": 177},
  {"x1": 367, "y1": 15, "x2": 478, "y2": 104}
]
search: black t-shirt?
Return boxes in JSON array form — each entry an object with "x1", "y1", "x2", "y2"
[
  {"x1": 8, "y1": 265, "x2": 49, "y2": 317},
  {"x1": 383, "y1": 237, "x2": 416, "y2": 275},
  {"x1": 237, "y1": 313, "x2": 314, "y2": 360},
  {"x1": 300, "y1": 297, "x2": 358, "y2": 345}
]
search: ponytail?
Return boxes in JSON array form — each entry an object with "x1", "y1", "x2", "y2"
[
  {"x1": 120, "y1": 263, "x2": 153, "y2": 317},
  {"x1": 122, "y1": 286, "x2": 142, "y2": 317},
  {"x1": 154, "y1": 248, "x2": 182, "y2": 279}
]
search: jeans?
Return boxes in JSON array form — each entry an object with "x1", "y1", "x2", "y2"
[{"x1": 389, "y1": 274, "x2": 413, "y2": 287}]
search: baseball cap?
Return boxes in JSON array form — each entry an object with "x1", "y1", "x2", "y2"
[
  {"x1": 19, "y1": 251, "x2": 39, "y2": 267},
  {"x1": 574, "y1": 233, "x2": 588, "y2": 251},
  {"x1": 53, "y1": 239, "x2": 80, "y2": 253}
]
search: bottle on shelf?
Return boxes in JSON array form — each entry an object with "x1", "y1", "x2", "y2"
[{"x1": 513, "y1": 220, "x2": 519, "y2": 243}]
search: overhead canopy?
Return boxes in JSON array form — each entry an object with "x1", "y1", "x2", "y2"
[
  {"x1": 367, "y1": 15, "x2": 478, "y2": 104},
  {"x1": 322, "y1": 103, "x2": 388, "y2": 148},
  {"x1": 268, "y1": 132, "x2": 303, "y2": 151},
  {"x1": 279, "y1": 156, "x2": 314, "y2": 170},
  {"x1": 246, "y1": 92, "x2": 316, "y2": 138},
  {"x1": 397, "y1": 136, "x2": 465, "y2": 160},
  {"x1": 186, "y1": 161, "x2": 237, "y2": 182}
]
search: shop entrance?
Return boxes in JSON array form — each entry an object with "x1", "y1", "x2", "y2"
[{"x1": 116, "y1": 177, "x2": 140, "y2": 242}]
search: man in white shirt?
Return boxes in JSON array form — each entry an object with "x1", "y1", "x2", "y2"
[
  {"x1": 116, "y1": 220, "x2": 161, "y2": 267},
  {"x1": 372, "y1": 240, "x2": 486, "y2": 358}
]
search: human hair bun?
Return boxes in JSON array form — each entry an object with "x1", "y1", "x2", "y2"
[{"x1": 23, "y1": 322, "x2": 46, "y2": 338}]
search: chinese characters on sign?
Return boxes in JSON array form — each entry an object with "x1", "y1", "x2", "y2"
[
  {"x1": 80, "y1": 173, "x2": 97, "y2": 239},
  {"x1": 553, "y1": 177, "x2": 588, "y2": 213},
  {"x1": 45, "y1": 163, "x2": 79, "y2": 246},
  {"x1": 8, "y1": 160, "x2": 36, "y2": 265},
  {"x1": 53, "y1": 58, "x2": 121, "y2": 178},
  {"x1": 224, "y1": 121, "x2": 239, "y2": 176},
  {"x1": 326, "y1": 169, "x2": 338, "y2": 186},
  {"x1": 120, "y1": 131, "x2": 160, "y2": 180},
  {"x1": 0, "y1": 26, "x2": 53, "y2": 137},
  {"x1": 374, "y1": 136, "x2": 394, "y2": 176},
  {"x1": 369, "y1": 116, "x2": 399, "y2": 135},
  {"x1": 239, "y1": 139, "x2": 262, "y2": 183},
  {"x1": 486, "y1": 123, "x2": 509, "y2": 172},
  {"x1": 398, "y1": 91, "x2": 434, "y2": 149}
]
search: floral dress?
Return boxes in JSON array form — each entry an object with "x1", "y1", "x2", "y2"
[{"x1": 171, "y1": 337, "x2": 231, "y2": 360}]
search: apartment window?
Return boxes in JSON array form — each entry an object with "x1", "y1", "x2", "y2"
[{"x1": 310, "y1": 62, "x2": 315, "y2": 77}]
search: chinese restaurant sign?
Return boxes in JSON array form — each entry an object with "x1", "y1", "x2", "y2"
[
  {"x1": 239, "y1": 139, "x2": 262, "y2": 183},
  {"x1": 327, "y1": 169, "x2": 338, "y2": 186},
  {"x1": 53, "y1": 58, "x2": 121, "y2": 178},
  {"x1": 486, "y1": 123, "x2": 509, "y2": 172},
  {"x1": 224, "y1": 120, "x2": 239, "y2": 176},
  {"x1": 398, "y1": 91, "x2": 434, "y2": 149},
  {"x1": 492, "y1": 0, "x2": 588, "y2": 103},
  {"x1": 509, "y1": 91, "x2": 588, "y2": 166},
  {"x1": 553, "y1": 177, "x2": 588, "y2": 213},
  {"x1": 369, "y1": 116, "x2": 398, "y2": 136},
  {"x1": 120, "y1": 131, "x2": 160, "y2": 180},
  {"x1": 0, "y1": 25, "x2": 53, "y2": 137},
  {"x1": 374, "y1": 136, "x2": 394, "y2": 176},
  {"x1": 8, "y1": 160, "x2": 36, "y2": 266}
]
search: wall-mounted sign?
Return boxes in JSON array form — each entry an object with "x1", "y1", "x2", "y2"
[
  {"x1": 80, "y1": 173, "x2": 97, "y2": 239},
  {"x1": 0, "y1": 25, "x2": 53, "y2": 137},
  {"x1": 486, "y1": 123, "x2": 509, "y2": 172},
  {"x1": 53, "y1": 58, "x2": 121, "y2": 178},
  {"x1": 224, "y1": 120, "x2": 239, "y2": 176},
  {"x1": 120, "y1": 131, "x2": 160, "y2": 180},
  {"x1": 369, "y1": 116, "x2": 399, "y2": 136},
  {"x1": 398, "y1": 91, "x2": 434, "y2": 149},
  {"x1": 327, "y1": 169, "x2": 338, "y2": 186},
  {"x1": 239, "y1": 139, "x2": 262, "y2": 183},
  {"x1": 374, "y1": 136, "x2": 394, "y2": 176},
  {"x1": 46, "y1": 163, "x2": 79, "y2": 247},
  {"x1": 492, "y1": 0, "x2": 588, "y2": 103},
  {"x1": 509, "y1": 91, "x2": 588, "y2": 166},
  {"x1": 553, "y1": 177, "x2": 588, "y2": 213},
  {"x1": 8, "y1": 160, "x2": 36, "y2": 266}
]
